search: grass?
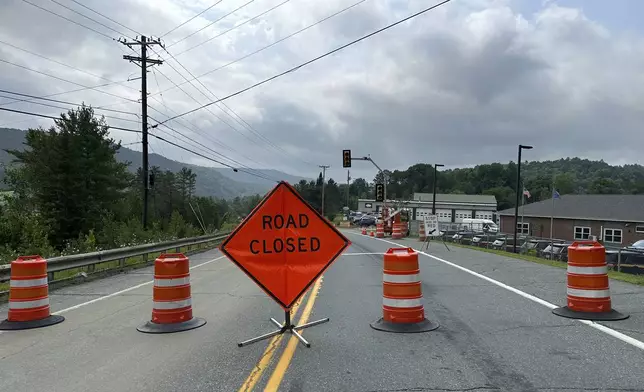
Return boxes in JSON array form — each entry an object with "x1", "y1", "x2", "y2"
[{"x1": 450, "y1": 242, "x2": 644, "y2": 286}]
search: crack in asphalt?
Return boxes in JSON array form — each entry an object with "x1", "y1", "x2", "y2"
[
  {"x1": 490, "y1": 323, "x2": 575, "y2": 334},
  {"x1": 363, "y1": 387, "x2": 499, "y2": 392}
]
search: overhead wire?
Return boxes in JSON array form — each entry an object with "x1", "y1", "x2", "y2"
[
  {"x1": 154, "y1": 0, "x2": 454, "y2": 125},
  {"x1": 151, "y1": 0, "x2": 369, "y2": 97},
  {"x1": 44, "y1": 0, "x2": 130, "y2": 37},
  {"x1": 0, "y1": 81, "x2": 135, "y2": 108},
  {"x1": 174, "y1": 0, "x2": 291, "y2": 56},
  {"x1": 0, "y1": 89, "x2": 139, "y2": 116},
  {"x1": 0, "y1": 107, "x2": 141, "y2": 133},
  {"x1": 160, "y1": 0, "x2": 225, "y2": 38},
  {"x1": 67, "y1": 0, "x2": 142, "y2": 37},
  {"x1": 166, "y1": 0, "x2": 256, "y2": 49}
]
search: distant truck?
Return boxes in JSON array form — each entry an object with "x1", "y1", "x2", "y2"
[{"x1": 461, "y1": 218, "x2": 499, "y2": 233}]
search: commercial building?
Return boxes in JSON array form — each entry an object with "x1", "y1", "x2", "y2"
[
  {"x1": 357, "y1": 193, "x2": 497, "y2": 223},
  {"x1": 497, "y1": 194, "x2": 644, "y2": 246}
]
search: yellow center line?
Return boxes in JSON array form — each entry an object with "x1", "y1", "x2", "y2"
[
  {"x1": 237, "y1": 296, "x2": 306, "y2": 392},
  {"x1": 264, "y1": 277, "x2": 324, "y2": 392}
]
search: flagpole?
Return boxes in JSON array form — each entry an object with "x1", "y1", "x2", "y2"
[{"x1": 550, "y1": 176, "x2": 555, "y2": 259}]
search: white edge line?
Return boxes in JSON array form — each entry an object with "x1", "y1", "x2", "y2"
[
  {"x1": 348, "y1": 232, "x2": 644, "y2": 352},
  {"x1": 50, "y1": 255, "x2": 226, "y2": 316}
]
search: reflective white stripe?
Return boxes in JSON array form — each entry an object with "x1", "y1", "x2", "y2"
[
  {"x1": 383, "y1": 273, "x2": 420, "y2": 283},
  {"x1": 382, "y1": 297, "x2": 422, "y2": 308},
  {"x1": 567, "y1": 288, "x2": 610, "y2": 298},
  {"x1": 153, "y1": 298, "x2": 192, "y2": 310},
  {"x1": 9, "y1": 298, "x2": 49, "y2": 309},
  {"x1": 154, "y1": 277, "x2": 190, "y2": 287},
  {"x1": 10, "y1": 277, "x2": 48, "y2": 287},
  {"x1": 567, "y1": 265, "x2": 607, "y2": 275}
]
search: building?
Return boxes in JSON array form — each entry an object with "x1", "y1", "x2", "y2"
[
  {"x1": 497, "y1": 194, "x2": 644, "y2": 246},
  {"x1": 357, "y1": 193, "x2": 497, "y2": 223}
]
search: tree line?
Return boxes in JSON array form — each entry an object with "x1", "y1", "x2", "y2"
[{"x1": 0, "y1": 106, "x2": 262, "y2": 263}]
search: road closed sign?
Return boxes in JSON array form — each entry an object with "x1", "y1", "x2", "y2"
[{"x1": 220, "y1": 181, "x2": 351, "y2": 309}]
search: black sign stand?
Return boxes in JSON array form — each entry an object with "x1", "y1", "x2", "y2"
[{"x1": 238, "y1": 310, "x2": 329, "y2": 348}]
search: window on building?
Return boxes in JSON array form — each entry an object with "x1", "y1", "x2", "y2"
[
  {"x1": 574, "y1": 226, "x2": 591, "y2": 240},
  {"x1": 636, "y1": 225, "x2": 644, "y2": 234},
  {"x1": 604, "y1": 228, "x2": 623, "y2": 244},
  {"x1": 517, "y1": 222, "x2": 530, "y2": 235}
]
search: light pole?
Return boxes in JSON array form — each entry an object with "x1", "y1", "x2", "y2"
[
  {"x1": 319, "y1": 165, "x2": 329, "y2": 216},
  {"x1": 432, "y1": 164, "x2": 444, "y2": 215},
  {"x1": 513, "y1": 144, "x2": 533, "y2": 253}
]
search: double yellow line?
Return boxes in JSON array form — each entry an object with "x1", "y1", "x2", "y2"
[{"x1": 238, "y1": 277, "x2": 324, "y2": 392}]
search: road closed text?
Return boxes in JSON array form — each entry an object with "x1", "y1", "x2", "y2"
[{"x1": 249, "y1": 213, "x2": 321, "y2": 254}]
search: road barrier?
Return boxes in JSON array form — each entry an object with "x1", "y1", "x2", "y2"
[
  {"x1": 0, "y1": 255, "x2": 64, "y2": 330},
  {"x1": 369, "y1": 229, "x2": 375, "y2": 237},
  {"x1": 419, "y1": 223, "x2": 426, "y2": 242},
  {"x1": 376, "y1": 224, "x2": 384, "y2": 238},
  {"x1": 370, "y1": 248, "x2": 439, "y2": 333},
  {"x1": 137, "y1": 253, "x2": 206, "y2": 333},
  {"x1": 553, "y1": 241, "x2": 629, "y2": 321},
  {"x1": 361, "y1": 227, "x2": 367, "y2": 235},
  {"x1": 391, "y1": 223, "x2": 403, "y2": 239}
]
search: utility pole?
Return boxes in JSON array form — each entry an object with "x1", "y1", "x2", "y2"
[
  {"x1": 346, "y1": 170, "x2": 351, "y2": 209},
  {"x1": 120, "y1": 35, "x2": 163, "y2": 230},
  {"x1": 319, "y1": 165, "x2": 330, "y2": 216}
]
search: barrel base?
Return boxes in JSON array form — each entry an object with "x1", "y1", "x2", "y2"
[
  {"x1": 0, "y1": 314, "x2": 65, "y2": 331},
  {"x1": 552, "y1": 306, "x2": 629, "y2": 321},
  {"x1": 370, "y1": 317, "x2": 439, "y2": 333},
  {"x1": 137, "y1": 317, "x2": 206, "y2": 334}
]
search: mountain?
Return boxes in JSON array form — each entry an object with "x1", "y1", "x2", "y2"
[{"x1": 0, "y1": 128, "x2": 306, "y2": 199}]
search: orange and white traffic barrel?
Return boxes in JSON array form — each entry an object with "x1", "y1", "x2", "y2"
[
  {"x1": 0, "y1": 255, "x2": 64, "y2": 330},
  {"x1": 552, "y1": 241, "x2": 628, "y2": 321},
  {"x1": 361, "y1": 227, "x2": 367, "y2": 235},
  {"x1": 419, "y1": 223, "x2": 426, "y2": 242},
  {"x1": 401, "y1": 222, "x2": 409, "y2": 237},
  {"x1": 376, "y1": 224, "x2": 384, "y2": 238},
  {"x1": 391, "y1": 223, "x2": 403, "y2": 239},
  {"x1": 370, "y1": 248, "x2": 439, "y2": 333},
  {"x1": 137, "y1": 253, "x2": 207, "y2": 333}
]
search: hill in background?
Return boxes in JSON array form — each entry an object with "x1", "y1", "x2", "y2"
[{"x1": 0, "y1": 128, "x2": 308, "y2": 199}]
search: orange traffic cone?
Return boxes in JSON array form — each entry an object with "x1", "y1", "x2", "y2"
[
  {"x1": 552, "y1": 241, "x2": 628, "y2": 321},
  {"x1": 137, "y1": 253, "x2": 207, "y2": 333},
  {"x1": 369, "y1": 229, "x2": 375, "y2": 237},
  {"x1": 370, "y1": 248, "x2": 439, "y2": 333},
  {"x1": 0, "y1": 255, "x2": 64, "y2": 330},
  {"x1": 361, "y1": 227, "x2": 367, "y2": 235}
]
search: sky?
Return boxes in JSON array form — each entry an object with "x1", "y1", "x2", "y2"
[{"x1": 1, "y1": 0, "x2": 643, "y2": 183}]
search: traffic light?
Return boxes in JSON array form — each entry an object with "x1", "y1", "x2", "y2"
[
  {"x1": 342, "y1": 149, "x2": 351, "y2": 168},
  {"x1": 375, "y1": 183, "x2": 384, "y2": 202}
]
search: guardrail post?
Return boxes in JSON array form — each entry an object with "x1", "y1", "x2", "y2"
[
  {"x1": 48, "y1": 271, "x2": 54, "y2": 282},
  {"x1": 143, "y1": 253, "x2": 148, "y2": 263},
  {"x1": 119, "y1": 257, "x2": 125, "y2": 268},
  {"x1": 617, "y1": 249, "x2": 622, "y2": 272}
]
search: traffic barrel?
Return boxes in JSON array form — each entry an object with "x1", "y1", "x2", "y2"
[
  {"x1": 361, "y1": 227, "x2": 367, "y2": 235},
  {"x1": 369, "y1": 228, "x2": 375, "y2": 237},
  {"x1": 137, "y1": 253, "x2": 206, "y2": 333},
  {"x1": 0, "y1": 255, "x2": 64, "y2": 330},
  {"x1": 419, "y1": 223, "x2": 426, "y2": 242},
  {"x1": 402, "y1": 222, "x2": 409, "y2": 237},
  {"x1": 370, "y1": 248, "x2": 439, "y2": 333},
  {"x1": 552, "y1": 241, "x2": 628, "y2": 321},
  {"x1": 391, "y1": 223, "x2": 403, "y2": 239},
  {"x1": 376, "y1": 224, "x2": 384, "y2": 238}
]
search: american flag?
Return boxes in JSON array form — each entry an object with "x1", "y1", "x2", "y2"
[{"x1": 523, "y1": 188, "x2": 531, "y2": 198}]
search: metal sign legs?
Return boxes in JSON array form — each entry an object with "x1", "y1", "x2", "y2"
[{"x1": 238, "y1": 310, "x2": 329, "y2": 348}]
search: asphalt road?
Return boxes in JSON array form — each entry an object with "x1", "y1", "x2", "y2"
[{"x1": 1, "y1": 231, "x2": 644, "y2": 392}]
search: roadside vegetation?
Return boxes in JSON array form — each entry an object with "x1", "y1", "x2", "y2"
[{"x1": 0, "y1": 106, "x2": 261, "y2": 264}]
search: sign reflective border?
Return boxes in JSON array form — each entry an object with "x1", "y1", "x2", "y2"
[{"x1": 220, "y1": 181, "x2": 351, "y2": 309}]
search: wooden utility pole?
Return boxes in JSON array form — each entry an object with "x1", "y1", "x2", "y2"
[
  {"x1": 319, "y1": 165, "x2": 330, "y2": 216},
  {"x1": 120, "y1": 36, "x2": 163, "y2": 229}
]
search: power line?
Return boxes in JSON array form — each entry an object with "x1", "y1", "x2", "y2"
[
  {"x1": 166, "y1": 0, "x2": 256, "y2": 49},
  {"x1": 0, "y1": 81, "x2": 134, "y2": 108},
  {"x1": 0, "y1": 93, "x2": 140, "y2": 124},
  {"x1": 67, "y1": 0, "x2": 141, "y2": 37},
  {"x1": 20, "y1": 0, "x2": 117, "y2": 41},
  {"x1": 0, "y1": 107, "x2": 141, "y2": 133},
  {"x1": 45, "y1": 0, "x2": 130, "y2": 38},
  {"x1": 160, "y1": 0, "x2": 225, "y2": 38},
  {"x1": 152, "y1": 0, "x2": 368, "y2": 97},
  {"x1": 0, "y1": 58, "x2": 137, "y2": 102},
  {"x1": 0, "y1": 89, "x2": 138, "y2": 116},
  {"x1": 174, "y1": 0, "x2": 291, "y2": 56},
  {"x1": 154, "y1": 0, "x2": 453, "y2": 125}
]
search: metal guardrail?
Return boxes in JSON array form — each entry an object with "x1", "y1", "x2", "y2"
[{"x1": 0, "y1": 232, "x2": 231, "y2": 284}]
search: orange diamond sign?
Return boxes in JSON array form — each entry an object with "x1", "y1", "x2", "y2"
[{"x1": 220, "y1": 181, "x2": 350, "y2": 309}]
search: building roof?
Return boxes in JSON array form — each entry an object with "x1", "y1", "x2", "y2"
[
  {"x1": 497, "y1": 194, "x2": 644, "y2": 223},
  {"x1": 412, "y1": 193, "x2": 497, "y2": 205}
]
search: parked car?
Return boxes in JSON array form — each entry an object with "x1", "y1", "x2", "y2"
[
  {"x1": 540, "y1": 243, "x2": 571, "y2": 261},
  {"x1": 605, "y1": 240, "x2": 644, "y2": 266},
  {"x1": 358, "y1": 215, "x2": 376, "y2": 227}
]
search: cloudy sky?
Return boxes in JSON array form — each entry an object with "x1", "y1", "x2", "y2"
[{"x1": 1, "y1": 0, "x2": 643, "y2": 183}]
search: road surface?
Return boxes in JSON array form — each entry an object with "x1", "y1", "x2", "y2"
[{"x1": 1, "y1": 231, "x2": 644, "y2": 392}]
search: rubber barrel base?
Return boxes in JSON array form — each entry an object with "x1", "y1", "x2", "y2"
[
  {"x1": 552, "y1": 306, "x2": 629, "y2": 321},
  {"x1": 137, "y1": 317, "x2": 206, "y2": 334},
  {"x1": 0, "y1": 314, "x2": 65, "y2": 331},
  {"x1": 370, "y1": 317, "x2": 439, "y2": 333}
]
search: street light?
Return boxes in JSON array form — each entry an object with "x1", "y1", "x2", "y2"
[
  {"x1": 432, "y1": 164, "x2": 444, "y2": 215},
  {"x1": 513, "y1": 144, "x2": 533, "y2": 253}
]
